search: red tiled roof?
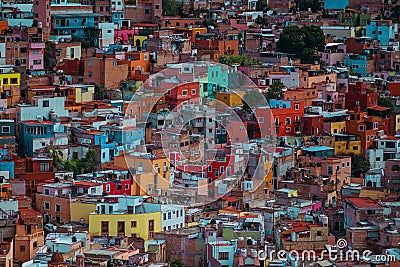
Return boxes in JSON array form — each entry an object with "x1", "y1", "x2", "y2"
[
  {"x1": 19, "y1": 208, "x2": 40, "y2": 219},
  {"x1": 106, "y1": 166, "x2": 128, "y2": 171},
  {"x1": 222, "y1": 196, "x2": 240, "y2": 202},
  {"x1": 85, "y1": 130, "x2": 104, "y2": 135},
  {"x1": 368, "y1": 106, "x2": 390, "y2": 111},
  {"x1": 292, "y1": 225, "x2": 309, "y2": 232},
  {"x1": 75, "y1": 181, "x2": 100, "y2": 187},
  {"x1": 132, "y1": 23, "x2": 157, "y2": 27},
  {"x1": 219, "y1": 206, "x2": 241, "y2": 213},
  {"x1": 23, "y1": 120, "x2": 55, "y2": 125},
  {"x1": 347, "y1": 197, "x2": 382, "y2": 208},
  {"x1": 380, "y1": 136, "x2": 399, "y2": 141}
]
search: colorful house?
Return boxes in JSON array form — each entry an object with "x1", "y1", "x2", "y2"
[
  {"x1": 89, "y1": 195, "x2": 161, "y2": 241},
  {"x1": 366, "y1": 20, "x2": 397, "y2": 45},
  {"x1": 28, "y1": 41, "x2": 45, "y2": 70},
  {"x1": 14, "y1": 208, "x2": 45, "y2": 263},
  {"x1": 259, "y1": 100, "x2": 305, "y2": 137},
  {"x1": 0, "y1": 67, "x2": 21, "y2": 107},
  {"x1": 52, "y1": 13, "x2": 103, "y2": 47}
]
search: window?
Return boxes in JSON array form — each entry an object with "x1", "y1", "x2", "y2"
[
  {"x1": 33, "y1": 50, "x2": 39, "y2": 55},
  {"x1": 20, "y1": 246, "x2": 25, "y2": 252},
  {"x1": 352, "y1": 146, "x2": 358, "y2": 151},
  {"x1": 327, "y1": 166, "x2": 333, "y2": 176},
  {"x1": 88, "y1": 71, "x2": 92, "y2": 77},
  {"x1": 131, "y1": 221, "x2": 137, "y2": 228},
  {"x1": 168, "y1": 212, "x2": 171, "y2": 219},
  {"x1": 33, "y1": 241, "x2": 37, "y2": 248},
  {"x1": 44, "y1": 202, "x2": 50, "y2": 210},
  {"x1": 148, "y1": 220, "x2": 154, "y2": 238},
  {"x1": 138, "y1": 162, "x2": 143, "y2": 171},
  {"x1": 219, "y1": 252, "x2": 229, "y2": 260},
  {"x1": 88, "y1": 60, "x2": 92, "y2": 66},
  {"x1": 10, "y1": 78, "x2": 18, "y2": 84},
  {"x1": 101, "y1": 221, "x2": 109, "y2": 233},
  {"x1": 286, "y1": 127, "x2": 291, "y2": 132},
  {"x1": 192, "y1": 89, "x2": 196, "y2": 95},
  {"x1": 220, "y1": 166, "x2": 224, "y2": 174},
  {"x1": 367, "y1": 210, "x2": 376, "y2": 215},
  {"x1": 285, "y1": 117, "x2": 291, "y2": 125},
  {"x1": 55, "y1": 204, "x2": 61, "y2": 212},
  {"x1": 182, "y1": 90, "x2": 188, "y2": 96},
  {"x1": 124, "y1": 184, "x2": 129, "y2": 190},
  {"x1": 2, "y1": 78, "x2": 7, "y2": 85},
  {"x1": 106, "y1": 184, "x2": 110, "y2": 193},
  {"x1": 40, "y1": 162, "x2": 50, "y2": 172},
  {"x1": 117, "y1": 221, "x2": 125, "y2": 233},
  {"x1": 112, "y1": 61, "x2": 117, "y2": 66},
  {"x1": 258, "y1": 117, "x2": 264, "y2": 123},
  {"x1": 208, "y1": 165, "x2": 212, "y2": 172},
  {"x1": 44, "y1": 188, "x2": 50, "y2": 196},
  {"x1": 373, "y1": 122, "x2": 379, "y2": 129},
  {"x1": 43, "y1": 100, "x2": 49, "y2": 107},
  {"x1": 358, "y1": 125, "x2": 364, "y2": 132},
  {"x1": 1, "y1": 126, "x2": 10, "y2": 134},
  {"x1": 295, "y1": 104, "x2": 299, "y2": 110},
  {"x1": 33, "y1": 60, "x2": 41, "y2": 65},
  {"x1": 145, "y1": 9, "x2": 149, "y2": 14}
]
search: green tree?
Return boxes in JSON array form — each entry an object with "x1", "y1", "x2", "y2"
[
  {"x1": 51, "y1": 149, "x2": 98, "y2": 176},
  {"x1": 219, "y1": 55, "x2": 262, "y2": 66},
  {"x1": 345, "y1": 153, "x2": 370, "y2": 178},
  {"x1": 255, "y1": 15, "x2": 268, "y2": 27},
  {"x1": 256, "y1": 0, "x2": 270, "y2": 11},
  {"x1": 277, "y1": 26, "x2": 325, "y2": 64},
  {"x1": 167, "y1": 258, "x2": 184, "y2": 267},
  {"x1": 378, "y1": 96, "x2": 394, "y2": 113},
  {"x1": 294, "y1": 0, "x2": 321, "y2": 12},
  {"x1": 162, "y1": 0, "x2": 183, "y2": 16},
  {"x1": 202, "y1": 19, "x2": 217, "y2": 28},
  {"x1": 265, "y1": 81, "x2": 285, "y2": 101}
]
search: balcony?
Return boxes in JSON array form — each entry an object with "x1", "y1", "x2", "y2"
[{"x1": 29, "y1": 42, "x2": 45, "y2": 49}]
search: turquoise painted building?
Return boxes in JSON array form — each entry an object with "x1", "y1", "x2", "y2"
[
  {"x1": 344, "y1": 54, "x2": 369, "y2": 76},
  {"x1": 207, "y1": 65, "x2": 229, "y2": 99},
  {"x1": 324, "y1": 0, "x2": 348, "y2": 10},
  {"x1": 52, "y1": 13, "x2": 102, "y2": 46},
  {"x1": 366, "y1": 20, "x2": 397, "y2": 45}
]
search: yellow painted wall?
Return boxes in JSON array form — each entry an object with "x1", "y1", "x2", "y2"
[
  {"x1": 335, "y1": 140, "x2": 361, "y2": 155},
  {"x1": 0, "y1": 73, "x2": 20, "y2": 87},
  {"x1": 131, "y1": 172, "x2": 166, "y2": 196},
  {"x1": 76, "y1": 86, "x2": 95, "y2": 103},
  {"x1": 394, "y1": 114, "x2": 400, "y2": 133},
  {"x1": 133, "y1": 36, "x2": 147, "y2": 46},
  {"x1": 216, "y1": 92, "x2": 245, "y2": 107},
  {"x1": 331, "y1": 121, "x2": 346, "y2": 134},
  {"x1": 71, "y1": 202, "x2": 97, "y2": 224},
  {"x1": 264, "y1": 162, "x2": 273, "y2": 191},
  {"x1": 89, "y1": 212, "x2": 161, "y2": 241},
  {"x1": 151, "y1": 157, "x2": 170, "y2": 183}
]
